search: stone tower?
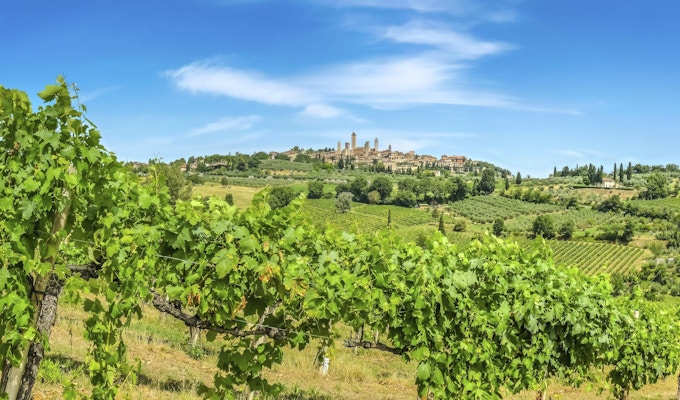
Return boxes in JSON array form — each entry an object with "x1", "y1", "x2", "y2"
[
  {"x1": 351, "y1": 132, "x2": 357, "y2": 153},
  {"x1": 374, "y1": 137, "x2": 379, "y2": 152},
  {"x1": 337, "y1": 141, "x2": 341, "y2": 155}
]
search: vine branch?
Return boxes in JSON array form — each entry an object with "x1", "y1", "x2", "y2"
[
  {"x1": 66, "y1": 263, "x2": 289, "y2": 340},
  {"x1": 343, "y1": 340, "x2": 407, "y2": 355},
  {"x1": 149, "y1": 291, "x2": 288, "y2": 340}
]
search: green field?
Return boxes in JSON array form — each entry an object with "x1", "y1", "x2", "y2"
[
  {"x1": 192, "y1": 183, "x2": 262, "y2": 209},
  {"x1": 301, "y1": 199, "x2": 438, "y2": 233}
]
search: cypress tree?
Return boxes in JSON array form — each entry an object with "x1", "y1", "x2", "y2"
[
  {"x1": 613, "y1": 163, "x2": 617, "y2": 181},
  {"x1": 438, "y1": 214, "x2": 446, "y2": 235}
]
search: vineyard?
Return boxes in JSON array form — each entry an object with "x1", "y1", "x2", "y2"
[
  {"x1": 551, "y1": 240, "x2": 649, "y2": 275},
  {"x1": 447, "y1": 196, "x2": 561, "y2": 224},
  {"x1": 3, "y1": 80, "x2": 680, "y2": 400},
  {"x1": 518, "y1": 239, "x2": 649, "y2": 276},
  {"x1": 503, "y1": 208, "x2": 635, "y2": 233},
  {"x1": 633, "y1": 197, "x2": 680, "y2": 209}
]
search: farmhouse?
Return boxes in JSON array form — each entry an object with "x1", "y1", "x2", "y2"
[{"x1": 602, "y1": 178, "x2": 617, "y2": 188}]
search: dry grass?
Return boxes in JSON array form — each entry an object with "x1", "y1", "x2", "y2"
[
  {"x1": 192, "y1": 183, "x2": 262, "y2": 209},
  {"x1": 32, "y1": 299, "x2": 680, "y2": 399},
  {"x1": 574, "y1": 187, "x2": 640, "y2": 201}
]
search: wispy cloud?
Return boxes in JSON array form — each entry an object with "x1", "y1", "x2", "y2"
[
  {"x1": 557, "y1": 148, "x2": 611, "y2": 158},
  {"x1": 324, "y1": 0, "x2": 518, "y2": 22},
  {"x1": 300, "y1": 104, "x2": 345, "y2": 118},
  {"x1": 167, "y1": 63, "x2": 314, "y2": 106},
  {"x1": 167, "y1": 55, "x2": 526, "y2": 110},
  {"x1": 188, "y1": 115, "x2": 262, "y2": 136},
  {"x1": 559, "y1": 149, "x2": 585, "y2": 158},
  {"x1": 78, "y1": 85, "x2": 121, "y2": 102},
  {"x1": 166, "y1": 1, "x2": 577, "y2": 116},
  {"x1": 381, "y1": 20, "x2": 512, "y2": 59},
  {"x1": 322, "y1": 0, "x2": 470, "y2": 14}
]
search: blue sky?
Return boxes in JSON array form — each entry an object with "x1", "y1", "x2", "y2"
[{"x1": 2, "y1": 0, "x2": 679, "y2": 177}]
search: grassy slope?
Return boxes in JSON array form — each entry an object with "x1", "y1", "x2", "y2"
[{"x1": 192, "y1": 183, "x2": 261, "y2": 209}]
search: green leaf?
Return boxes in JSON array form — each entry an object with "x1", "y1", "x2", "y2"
[
  {"x1": 172, "y1": 227, "x2": 191, "y2": 248},
  {"x1": 431, "y1": 366, "x2": 445, "y2": 386},
  {"x1": 23, "y1": 177, "x2": 40, "y2": 192},
  {"x1": 165, "y1": 286, "x2": 183, "y2": 300},
  {"x1": 86, "y1": 147, "x2": 101, "y2": 162},
  {"x1": 138, "y1": 192, "x2": 155, "y2": 209},
  {"x1": 215, "y1": 256, "x2": 235, "y2": 279},
  {"x1": 411, "y1": 346, "x2": 430, "y2": 361},
  {"x1": 0, "y1": 197, "x2": 13, "y2": 212},
  {"x1": 35, "y1": 129, "x2": 61, "y2": 150},
  {"x1": 19, "y1": 199, "x2": 36, "y2": 220},
  {"x1": 0, "y1": 268, "x2": 10, "y2": 290},
  {"x1": 37, "y1": 85, "x2": 63, "y2": 102},
  {"x1": 416, "y1": 363, "x2": 431, "y2": 381}
]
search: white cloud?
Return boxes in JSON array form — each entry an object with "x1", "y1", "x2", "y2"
[
  {"x1": 381, "y1": 21, "x2": 512, "y2": 59},
  {"x1": 166, "y1": 0, "x2": 578, "y2": 116},
  {"x1": 167, "y1": 63, "x2": 315, "y2": 106},
  {"x1": 188, "y1": 115, "x2": 262, "y2": 136},
  {"x1": 323, "y1": 0, "x2": 470, "y2": 14},
  {"x1": 301, "y1": 104, "x2": 345, "y2": 118},
  {"x1": 167, "y1": 56, "x2": 568, "y2": 112}
]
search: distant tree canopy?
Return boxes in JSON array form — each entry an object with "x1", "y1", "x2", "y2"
[
  {"x1": 559, "y1": 219, "x2": 575, "y2": 240},
  {"x1": 477, "y1": 168, "x2": 496, "y2": 195},
  {"x1": 224, "y1": 192, "x2": 234, "y2": 205},
  {"x1": 307, "y1": 180, "x2": 324, "y2": 199},
  {"x1": 492, "y1": 218, "x2": 504, "y2": 237},
  {"x1": 597, "y1": 195, "x2": 623, "y2": 213},
  {"x1": 393, "y1": 190, "x2": 418, "y2": 208},
  {"x1": 335, "y1": 183, "x2": 351, "y2": 197},
  {"x1": 294, "y1": 153, "x2": 313, "y2": 163},
  {"x1": 335, "y1": 191, "x2": 352, "y2": 213},
  {"x1": 350, "y1": 177, "x2": 369, "y2": 202},
  {"x1": 150, "y1": 160, "x2": 191, "y2": 204},
  {"x1": 268, "y1": 186, "x2": 300, "y2": 209},
  {"x1": 532, "y1": 215, "x2": 556, "y2": 239},
  {"x1": 369, "y1": 176, "x2": 393, "y2": 202},
  {"x1": 640, "y1": 172, "x2": 669, "y2": 200}
]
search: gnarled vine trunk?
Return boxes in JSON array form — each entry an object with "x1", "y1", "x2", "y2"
[{"x1": 0, "y1": 184, "x2": 71, "y2": 400}]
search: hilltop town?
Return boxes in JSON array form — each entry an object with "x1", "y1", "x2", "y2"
[
  {"x1": 175, "y1": 132, "x2": 475, "y2": 174},
  {"x1": 275, "y1": 132, "x2": 471, "y2": 173}
]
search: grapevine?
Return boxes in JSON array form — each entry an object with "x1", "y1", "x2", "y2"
[{"x1": 1, "y1": 80, "x2": 679, "y2": 400}]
